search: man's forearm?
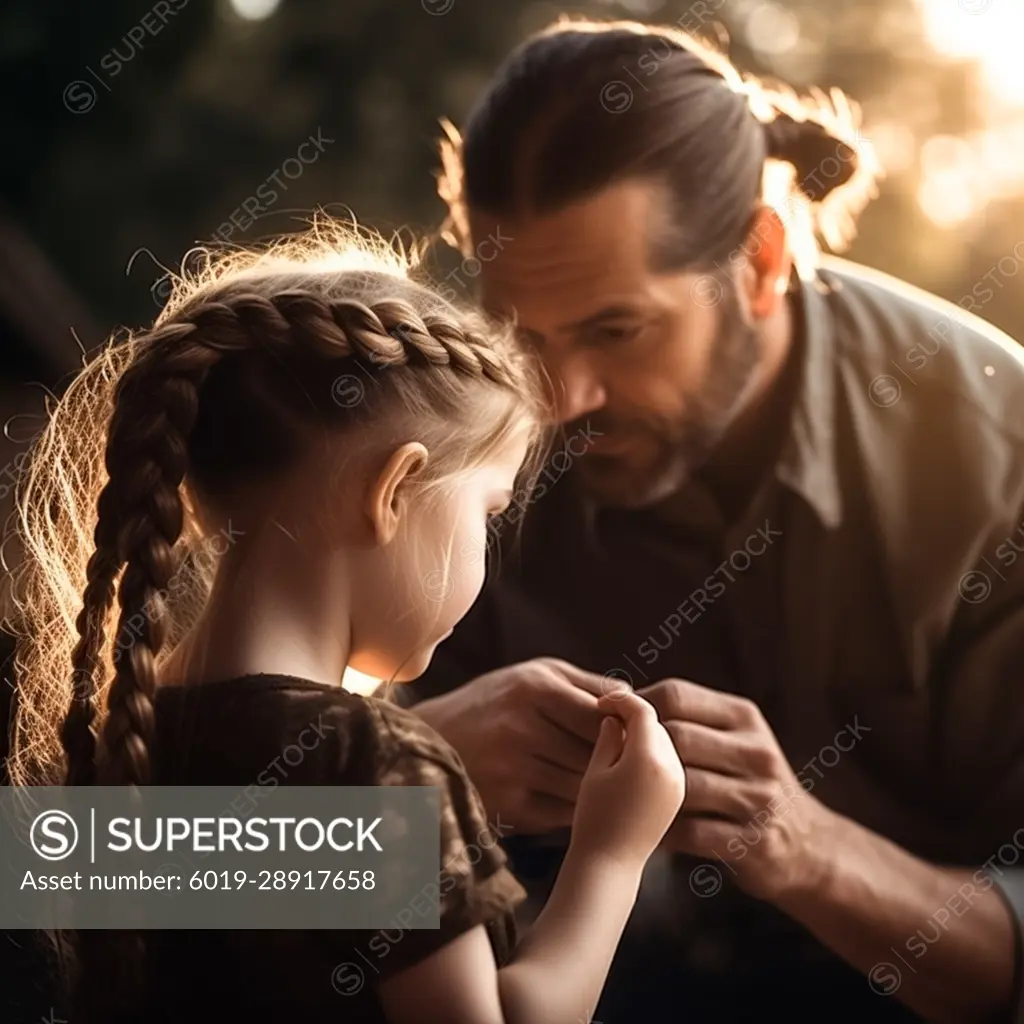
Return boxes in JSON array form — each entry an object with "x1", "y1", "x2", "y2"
[{"x1": 778, "y1": 808, "x2": 1016, "y2": 1022}]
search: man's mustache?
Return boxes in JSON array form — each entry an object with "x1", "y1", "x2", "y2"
[{"x1": 563, "y1": 410, "x2": 678, "y2": 444}]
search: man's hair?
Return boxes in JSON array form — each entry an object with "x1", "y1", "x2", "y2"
[{"x1": 438, "y1": 16, "x2": 882, "y2": 277}]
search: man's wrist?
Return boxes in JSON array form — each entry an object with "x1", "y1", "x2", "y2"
[{"x1": 774, "y1": 801, "x2": 848, "y2": 914}]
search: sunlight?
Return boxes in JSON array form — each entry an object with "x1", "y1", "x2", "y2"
[
  {"x1": 917, "y1": 0, "x2": 1024, "y2": 108},
  {"x1": 228, "y1": 0, "x2": 282, "y2": 20},
  {"x1": 341, "y1": 666, "x2": 383, "y2": 697},
  {"x1": 916, "y1": 134, "x2": 986, "y2": 228}
]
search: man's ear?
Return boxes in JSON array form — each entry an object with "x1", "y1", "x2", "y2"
[
  {"x1": 740, "y1": 205, "x2": 792, "y2": 321},
  {"x1": 365, "y1": 442, "x2": 430, "y2": 545}
]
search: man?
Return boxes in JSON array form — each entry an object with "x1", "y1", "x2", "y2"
[{"x1": 405, "y1": 17, "x2": 1024, "y2": 1024}]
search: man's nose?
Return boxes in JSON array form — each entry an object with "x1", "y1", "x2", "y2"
[{"x1": 547, "y1": 352, "x2": 606, "y2": 425}]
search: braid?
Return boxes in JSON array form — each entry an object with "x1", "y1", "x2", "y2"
[
  {"x1": 62, "y1": 485, "x2": 122, "y2": 786},
  {"x1": 216, "y1": 290, "x2": 519, "y2": 385},
  {"x1": 67, "y1": 284, "x2": 527, "y2": 1018},
  {"x1": 96, "y1": 324, "x2": 218, "y2": 786},
  {"x1": 79, "y1": 290, "x2": 517, "y2": 789}
]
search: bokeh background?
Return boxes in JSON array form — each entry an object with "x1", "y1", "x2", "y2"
[
  {"x1": 2, "y1": 0, "x2": 1024, "y2": 703},
  {"x1": 0, "y1": 0, "x2": 1023, "y2": 1010},
  {"x1": 4, "y1": 0, "x2": 1024, "y2": 442}
]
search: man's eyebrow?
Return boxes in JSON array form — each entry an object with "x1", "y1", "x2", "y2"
[{"x1": 558, "y1": 304, "x2": 647, "y2": 332}]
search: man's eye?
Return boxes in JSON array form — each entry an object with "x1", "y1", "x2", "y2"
[{"x1": 592, "y1": 323, "x2": 641, "y2": 345}]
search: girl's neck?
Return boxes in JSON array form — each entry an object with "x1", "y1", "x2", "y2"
[{"x1": 160, "y1": 522, "x2": 352, "y2": 690}]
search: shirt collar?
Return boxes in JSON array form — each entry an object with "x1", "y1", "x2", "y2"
[{"x1": 773, "y1": 266, "x2": 844, "y2": 530}]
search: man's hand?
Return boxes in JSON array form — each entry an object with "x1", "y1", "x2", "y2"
[
  {"x1": 640, "y1": 678, "x2": 837, "y2": 901},
  {"x1": 411, "y1": 658, "x2": 606, "y2": 835}
]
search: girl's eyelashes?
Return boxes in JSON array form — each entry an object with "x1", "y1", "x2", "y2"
[{"x1": 487, "y1": 497, "x2": 513, "y2": 522}]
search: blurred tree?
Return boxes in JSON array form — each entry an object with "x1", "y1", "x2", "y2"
[{"x1": 0, "y1": 0, "x2": 1021, "y2": 343}]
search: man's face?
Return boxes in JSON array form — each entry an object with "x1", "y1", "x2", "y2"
[{"x1": 470, "y1": 180, "x2": 765, "y2": 508}]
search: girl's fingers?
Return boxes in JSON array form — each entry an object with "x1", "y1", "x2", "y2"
[
  {"x1": 597, "y1": 691, "x2": 660, "y2": 750},
  {"x1": 587, "y1": 716, "x2": 624, "y2": 771}
]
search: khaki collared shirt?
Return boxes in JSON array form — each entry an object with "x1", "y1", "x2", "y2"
[{"x1": 410, "y1": 257, "x2": 1024, "y2": 1019}]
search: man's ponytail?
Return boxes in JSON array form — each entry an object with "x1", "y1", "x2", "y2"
[{"x1": 762, "y1": 111, "x2": 860, "y2": 202}]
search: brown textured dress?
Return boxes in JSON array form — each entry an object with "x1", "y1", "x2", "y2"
[{"x1": 126, "y1": 673, "x2": 526, "y2": 1022}]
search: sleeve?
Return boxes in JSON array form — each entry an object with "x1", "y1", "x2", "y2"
[
  {"x1": 365, "y1": 703, "x2": 527, "y2": 980},
  {"x1": 938, "y1": 516, "x2": 1024, "y2": 1022},
  {"x1": 985, "y1": 869, "x2": 1024, "y2": 1024}
]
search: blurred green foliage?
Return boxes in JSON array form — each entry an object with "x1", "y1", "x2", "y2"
[{"x1": 1, "y1": 0, "x2": 1022, "y2": 358}]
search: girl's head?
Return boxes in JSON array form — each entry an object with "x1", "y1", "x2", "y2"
[{"x1": 7, "y1": 223, "x2": 546, "y2": 791}]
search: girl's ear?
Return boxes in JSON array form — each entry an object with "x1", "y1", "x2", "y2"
[{"x1": 366, "y1": 442, "x2": 430, "y2": 544}]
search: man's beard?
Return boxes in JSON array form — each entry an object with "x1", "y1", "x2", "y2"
[{"x1": 570, "y1": 291, "x2": 762, "y2": 509}]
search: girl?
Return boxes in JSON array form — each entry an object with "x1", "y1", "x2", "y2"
[{"x1": 7, "y1": 224, "x2": 686, "y2": 1023}]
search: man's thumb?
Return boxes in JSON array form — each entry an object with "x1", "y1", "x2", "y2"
[{"x1": 589, "y1": 716, "x2": 624, "y2": 770}]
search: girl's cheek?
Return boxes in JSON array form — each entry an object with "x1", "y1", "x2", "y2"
[{"x1": 457, "y1": 519, "x2": 488, "y2": 567}]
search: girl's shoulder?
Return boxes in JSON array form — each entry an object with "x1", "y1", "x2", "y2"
[
  {"x1": 356, "y1": 694, "x2": 473, "y2": 789},
  {"x1": 154, "y1": 673, "x2": 465, "y2": 790}
]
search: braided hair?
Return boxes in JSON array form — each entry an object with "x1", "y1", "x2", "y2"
[{"x1": 7, "y1": 225, "x2": 546, "y2": 1018}]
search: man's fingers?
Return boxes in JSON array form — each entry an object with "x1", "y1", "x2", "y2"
[
  {"x1": 639, "y1": 678, "x2": 755, "y2": 730},
  {"x1": 544, "y1": 659, "x2": 619, "y2": 699},
  {"x1": 529, "y1": 706, "x2": 598, "y2": 772},
  {"x1": 664, "y1": 721, "x2": 749, "y2": 775},
  {"x1": 663, "y1": 814, "x2": 735, "y2": 857},
  {"x1": 534, "y1": 672, "x2": 604, "y2": 744},
  {"x1": 676, "y1": 766, "x2": 751, "y2": 818},
  {"x1": 527, "y1": 753, "x2": 587, "y2": 804}
]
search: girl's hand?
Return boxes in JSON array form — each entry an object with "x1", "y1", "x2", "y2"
[{"x1": 571, "y1": 690, "x2": 687, "y2": 870}]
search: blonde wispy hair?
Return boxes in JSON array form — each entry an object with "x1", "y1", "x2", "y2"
[{"x1": 5, "y1": 218, "x2": 545, "y2": 792}]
